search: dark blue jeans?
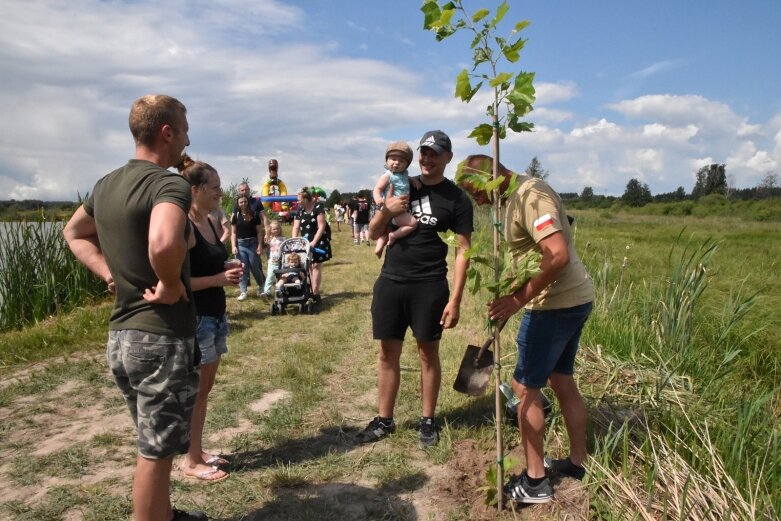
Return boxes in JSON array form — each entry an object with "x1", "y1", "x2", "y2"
[{"x1": 237, "y1": 237, "x2": 265, "y2": 293}]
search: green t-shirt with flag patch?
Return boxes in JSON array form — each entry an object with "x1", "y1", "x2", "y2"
[{"x1": 504, "y1": 174, "x2": 593, "y2": 310}]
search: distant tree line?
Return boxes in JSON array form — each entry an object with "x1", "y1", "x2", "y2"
[
  {"x1": 0, "y1": 200, "x2": 79, "y2": 221},
  {"x1": 567, "y1": 166, "x2": 780, "y2": 209}
]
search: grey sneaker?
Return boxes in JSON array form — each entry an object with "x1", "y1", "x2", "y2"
[
  {"x1": 506, "y1": 471, "x2": 553, "y2": 504},
  {"x1": 418, "y1": 417, "x2": 440, "y2": 447},
  {"x1": 544, "y1": 456, "x2": 585, "y2": 480},
  {"x1": 355, "y1": 417, "x2": 395, "y2": 444}
]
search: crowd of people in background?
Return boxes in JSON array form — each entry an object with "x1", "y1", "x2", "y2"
[{"x1": 64, "y1": 94, "x2": 592, "y2": 520}]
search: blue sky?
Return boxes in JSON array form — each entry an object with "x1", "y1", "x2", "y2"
[{"x1": 1, "y1": 0, "x2": 779, "y2": 200}]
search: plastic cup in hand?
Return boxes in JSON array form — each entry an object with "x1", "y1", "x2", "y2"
[{"x1": 224, "y1": 259, "x2": 242, "y2": 271}]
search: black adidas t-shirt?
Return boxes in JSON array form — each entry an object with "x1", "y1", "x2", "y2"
[{"x1": 380, "y1": 178, "x2": 473, "y2": 282}]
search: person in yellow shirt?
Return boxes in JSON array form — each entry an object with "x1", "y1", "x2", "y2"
[{"x1": 261, "y1": 159, "x2": 288, "y2": 213}]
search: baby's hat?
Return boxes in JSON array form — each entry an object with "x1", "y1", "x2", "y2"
[{"x1": 385, "y1": 141, "x2": 413, "y2": 165}]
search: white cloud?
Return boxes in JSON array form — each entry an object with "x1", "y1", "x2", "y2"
[
  {"x1": 570, "y1": 118, "x2": 622, "y2": 140},
  {"x1": 533, "y1": 107, "x2": 574, "y2": 124},
  {"x1": 727, "y1": 142, "x2": 778, "y2": 177},
  {"x1": 535, "y1": 81, "x2": 580, "y2": 105},
  {"x1": 608, "y1": 94, "x2": 742, "y2": 135},
  {"x1": 642, "y1": 123, "x2": 698, "y2": 140},
  {"x1": 627, "y1": 59, "x2": 684, "y2": 79},
  {"x1": 775, "y1": 128, "x2": 781, "y2": 160},
  {"x1": 632, "y1": 148, "x2": 663, "y2": 172},
  {"x1": 737, "y1": 123, "x2": 762, "y2": 137}
]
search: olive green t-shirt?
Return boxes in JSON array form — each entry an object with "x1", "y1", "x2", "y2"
[
  {"x1": 84, "y1": 159, "x2": 195, "y2": 337},
  {"x1": 504, "y1": 174, "x2": 593, "y2": 310}
]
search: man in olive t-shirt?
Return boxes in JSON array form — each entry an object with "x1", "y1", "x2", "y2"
[
  {"x1": 64, "y1": 95, "x2": 204, "y2": 521},
  {"x1": 457, "y1": 154, "x2": 593, "y2": 505}
]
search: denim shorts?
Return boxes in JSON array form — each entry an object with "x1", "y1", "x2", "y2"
[
  {"x1": 107, "y1": 329, "x2": 199, "y2": 459},
  {"x1": 195, "y1": 314, "x2": 228, "y2": 365},
  {"x1": 513, "y1": 301, "x2": 593, "y2": 388}
]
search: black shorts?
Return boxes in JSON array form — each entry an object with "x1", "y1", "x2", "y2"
[{"x1": 371, "y1": 277, "x2": 449, "y2": 342}]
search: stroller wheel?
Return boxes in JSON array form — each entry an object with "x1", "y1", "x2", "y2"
[
  {"x1": 305, "y1": 301, "x2": 314, "y2": 314},
  {"x1": 270, "y1": 303, "x2": 277, "y2": 315}
]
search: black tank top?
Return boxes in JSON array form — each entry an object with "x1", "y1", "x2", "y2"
[{"x1": 190, "y1": 217, "x2": 228, "y2": 317}]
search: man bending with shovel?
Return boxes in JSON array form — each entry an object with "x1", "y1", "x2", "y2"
[
  {"x1": 457, "y1": 154, "x2": 594, "y2": 504},
  {"x1": 356, "y1": 130, "x2": 473, "y2": 448}
]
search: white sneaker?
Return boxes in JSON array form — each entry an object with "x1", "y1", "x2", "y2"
[{"x1": 237, "y1": 292, "x2": 247, "y2": 301}]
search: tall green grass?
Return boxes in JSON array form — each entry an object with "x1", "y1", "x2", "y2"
[
  {"x1": 576, "y1": 213, "x2": 779, "y2": 518},
  {"x1": 0, "y1": 220, "x2": 105, "y2": 331}
]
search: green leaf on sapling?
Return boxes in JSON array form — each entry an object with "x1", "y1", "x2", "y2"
[
  {"x1": 437, "y1": 230, "x2": 459, "y2": 248},
  {"x1": 502, "y1": 174, "x2": 521, "y2": 198},
  {"x1": 473, "y1": 47, "x2": 492, "y2": 67},
  {"x1": 485, "y1": 177, "x2": 504, "y2": 192},
  {"x1": 468, "y1": 124, "x2": 494, "y2": 145},
  {"x1": 512, "y1": 20, "x2": 531, "y2": 34},
  {"x1": 430, "y1": 7, "x2": 456, "y2": 28},
  {"x1": 490, "y1": 1, "x2": 509, "y2": 28},
  {"x1": 472, "y1": 8, "x2": 490, "y2": 23},
  {"x1": 455, "y1": 69, "x2": 472, "y2": 101},
  {"x1": 421, "y1": 1, "x2": 441, "y2": 30},
  {"x1": 489, "y1": 72, "x2": 513, "y2": 88}
]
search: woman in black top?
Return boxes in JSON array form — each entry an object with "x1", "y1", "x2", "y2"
[
  {"x1": 292, "y1": 186, "x2": 332, "y2": 300},
  {"x1": 231, "y1": 195, "x2": 266, "y2": 301},
  {"x1": 178, "y1": 155, "x2": 241, "y2": 482}
]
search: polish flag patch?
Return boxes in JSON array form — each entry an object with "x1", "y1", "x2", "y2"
[{"x1": 533, "y1": 213, "x2": 554, "y2": 231}]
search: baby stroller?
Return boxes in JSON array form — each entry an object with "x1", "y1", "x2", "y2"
[{"x1": 269, "y1": 237, "x2": 317, "y2": 315}]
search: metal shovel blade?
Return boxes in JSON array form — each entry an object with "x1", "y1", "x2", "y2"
[
  {"x1": 453, "y1": 343, "x2": 495, "y2": 396},
  {"x1": 453, "y1": 319, "x2": 507, "y2": 396}
]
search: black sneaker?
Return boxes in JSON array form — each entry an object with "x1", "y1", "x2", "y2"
[
  {"x1": 544, "y1": 456, "x2": 586, "y2": 481},
  {"x1": 172, "y1": 509, "x2": 209, "y2": 521},
  {"x1": 418, "y1": 417, "x2": 440, "y2": 447},
  {"x1": 355, "y1": 416, "x2": 395, "y2": 444},
  {"x1": 505, "y1": 471, "x2": 553, "y2": 504}
]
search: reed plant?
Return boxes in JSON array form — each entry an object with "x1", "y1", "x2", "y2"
[
  {"x1": 575, "y1": 215, "x2": 779, "y2": 518},
  {"x1": 0, "y1": 219, "x2": 104, "y2": 331}
]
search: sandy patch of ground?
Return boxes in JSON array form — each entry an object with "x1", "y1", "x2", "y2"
[{"x1": 249, "y1": 389, "x2": 292, "y2": 415}]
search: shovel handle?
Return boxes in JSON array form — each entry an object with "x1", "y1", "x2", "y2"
[{"x1": 473, "y1": 318, "x2": 507, "y2": 366}]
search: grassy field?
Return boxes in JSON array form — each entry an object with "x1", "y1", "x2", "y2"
[{"x1": 0, "y1": 210, "x2": 778, "y2": 520}]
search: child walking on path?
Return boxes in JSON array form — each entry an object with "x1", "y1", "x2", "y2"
[{"x1": 263, "y1": 220, "x2": 286, "y2": 297}]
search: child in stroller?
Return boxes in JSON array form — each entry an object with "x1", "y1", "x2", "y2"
[
  {"x1": 275, "y1": 253, "x2": 305, "y2": 290},
  {"x1": 269, "y1": 237, "x2": 316, "y2": 314}
]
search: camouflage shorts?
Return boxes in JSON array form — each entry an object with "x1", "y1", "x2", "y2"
[{"x1": 107, "y1": 329, "x2": 199, "y2": 459}]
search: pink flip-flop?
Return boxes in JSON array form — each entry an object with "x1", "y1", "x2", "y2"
[
  {"x1": 185, "y1": 466, "x2": 229, "y2": 483},
  {"x1": 205, "y1": 455, "x2": 229, "y2": 466}
]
